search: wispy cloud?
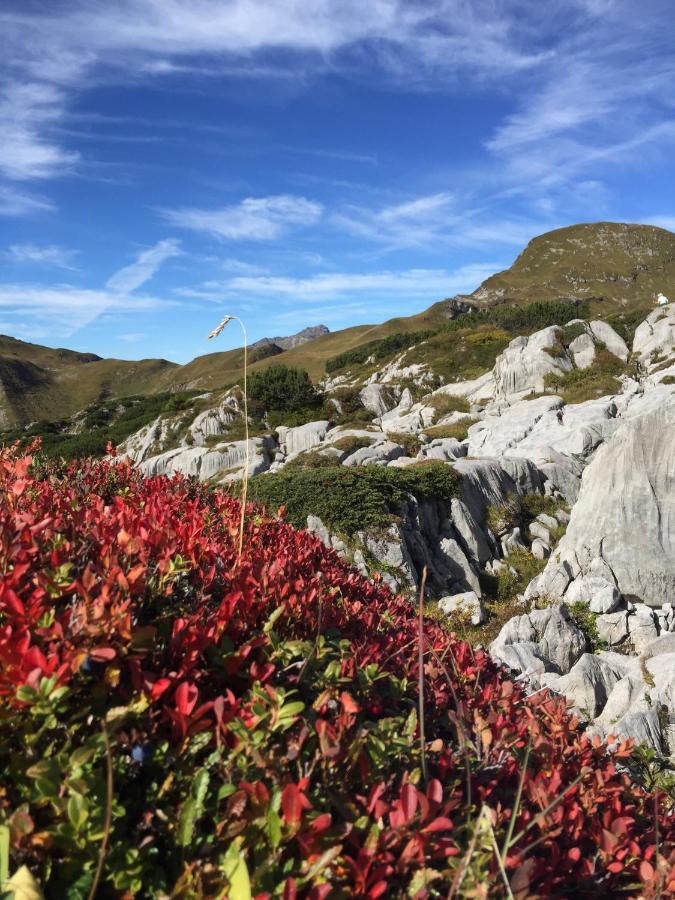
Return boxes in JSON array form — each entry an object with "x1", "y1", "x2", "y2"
[
  {"x1": 0, "y1": 284, "x2": 166, "y2": 336},
  {"x1": 182, "y1": 262, "x2": 500, "y2": 303},
  {"x1": 0, "y1": 81, "x2": 79, "y2": 181},
  {"x1": 6, "y1": 243, "x2": 79, "y2": 271},
  {"x1": 106, "y1": 238, "x2": 182, "y2": 293},
  {"x1": 161, "y1": 195, "x2": 323, "y2": 240},
  {"x1": 0, "y1": 185, "x2": 55, "y2": 217}
]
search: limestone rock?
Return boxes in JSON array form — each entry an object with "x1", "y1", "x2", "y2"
[
  {"x1": 490, "y1": 604, "x2": 587, "y2": 674},
  {"x1": 493, "y1": 326, "x2": 573, "y2": 402},
  {"x1": 438, "y1": 590, "x2": 486, "y2": 625},
  {"x1": 524, "y1": 400, "x2": 675, "y2": 606},
  {"x1": 544, "y1": 653, "x2": 627, "y2": 719},
  {"x1": 277, "y1": 420, "x2": 330, "y2": 458},
  {"x1": 565, "y1": 575, "x2": 622, "y2": 614},
  {"x1": 595, "y1": 611, "x2": 630, "y2": 646},
  {"x1": 531, "y1": 538, "x2": 550, "y2": 560},
  {"x1": 589, "y1": 320, "x2": 629, "y2": 362},
  {"x1": 633, "y1": 303, "x2": 675, "y2": 370},
  {"x1": 342, "y1": 440, "x2": 405, "y2": 467},
  {"x1": 569, "y1": 332, "x2": 596, "y2": 369},
  {"x1": 628, "y1": 605, "x2": 660, "y2": 653}
]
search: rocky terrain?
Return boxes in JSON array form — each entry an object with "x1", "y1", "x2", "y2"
[
  {"x1": 8, "y1": 221, "x2": 675, "y2": 760},
  {"x1": 115, "y1": 279, "x2": 675, "y2": 760}
]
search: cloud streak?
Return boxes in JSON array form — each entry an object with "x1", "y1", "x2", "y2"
[
  {"x1": 106, "y1": 238, "x2": 182, "y2": 293},
  {"x1": 161, "y1": 195, "x2": 323, "y2": 240}
]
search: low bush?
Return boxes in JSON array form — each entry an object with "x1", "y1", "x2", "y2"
[
  {"x1": 1, "y1": 444, "x2": 673, "y2": 897},
  {"x1": 245, "y1": 461, "x2": 459, "y2": 534},
  {"x1": 248, "y1": 364, "x2": 322, "y2": 418}
]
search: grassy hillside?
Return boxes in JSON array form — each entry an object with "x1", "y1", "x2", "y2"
[
  {"x1": 1, "y1": 222, "x2": 672, "y2": 426},
  {"x1": 470, "y1": 221, "x2": 675, "y2": 311}
]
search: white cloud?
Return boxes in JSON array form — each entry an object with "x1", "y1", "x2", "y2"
[
  {"x1": 6, "y1": 243, "x2": 79, "y2": 270},
  {"x1": 220, "y1": 257, "x2": 269, "y2": 275},
  {"x1": 0, "y1": 81, "x2": 79, "y2": 181},
  {"x1": 118, "y1": 331, "x2": 146, "y2": 342},
  {"x1": 0, "y1": 284, "x2": 165, "y2": 336},
  {"x1": 106, "y1": 238, "x2": 182, "y2": 293},
  {"x1": 162, "y1": 195, "x2": 323, "y2": 240},
  {"x1": 333, "y1": 191, "x2": 553, "y2": 252},
  {"x1": 198, "y1": 262, "x2": 500, "y2": 302}
]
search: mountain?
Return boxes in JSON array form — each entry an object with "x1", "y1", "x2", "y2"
[
  {"x1": 251, "y1": 324, "x2": 330, "y2": 352},
  {"x1": 2, "y1": 221, "x2": 673, "y2": 425},
  {"x1": 466, "y1": 221, "x2": 675, "y2": 309}
]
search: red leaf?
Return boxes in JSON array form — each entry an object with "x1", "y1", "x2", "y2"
[
  {"x1": 422, "y1": 816, "x2": 454, "y2": 833},
  {"x1": 400, "y1": 784, "x2": 418, "y2": 824},
  {"x1": 281, "y1": 783, "x2": 310, "y2": 826},
  {"x1": 640, "y1": 861, "x2": 655, "y2": 882}
]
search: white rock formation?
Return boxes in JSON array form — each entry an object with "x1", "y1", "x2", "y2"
[
  {"x1": 493, "y1": 326, "x2": 573, "y2": 402},
  {"x1": 527, "y1": 399, "x2": 675, "y2": 607}
]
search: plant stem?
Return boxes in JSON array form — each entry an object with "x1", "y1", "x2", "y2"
[
  {"x1": 418, "y1": 565, "x2": 428, "y2": 784},
  {"x1": 239, "y1": 317, "x2": 249, "y2": 558},
  {"x1": 87, "y1": 722, "x2": 114, "y2": 900}
]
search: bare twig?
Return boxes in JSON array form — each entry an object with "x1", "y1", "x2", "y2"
[
  {"x1": 418, "y1": 566, "x2": 428, "y2": 784},
  {"x1": 86, "y1": 722, "x2": 114, "y2": 900}
]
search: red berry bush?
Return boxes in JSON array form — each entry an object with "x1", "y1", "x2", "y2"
[{"x1": 0, "y1": 443, "x2": 674, "y2": 898}]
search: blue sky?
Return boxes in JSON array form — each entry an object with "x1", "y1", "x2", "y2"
[{"x1": 1, "y1": 1, "x2": 675, "y2": 363}]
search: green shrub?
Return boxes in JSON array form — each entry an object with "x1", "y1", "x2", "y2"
[
  {"x1": 248, "y1": 365, "x2": 322, "y2": 416},
  {"x1": 245, "y1": 461, "x2": 459, "y2": 534},
  {"x1": 325, "y1": 329, "x2": 434, "y2": 373}
]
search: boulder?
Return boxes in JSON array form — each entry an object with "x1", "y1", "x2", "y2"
[
  {"x1": 633, "y1": 303, "x2": 675, "y2": 370},
  {"x1": 342, "y1": 440, "x2": 406, "y2": 467},
  {"x1": 438, "y1": 590, "x2": 486, "y2": 625},
  {"x1": 359, "y1": 383, "x2": 395, "y2": 417},
  {"x1": 595, "y1": 611, "x2": 630, "y2": 646},
  {"x1": 523, "y1": 400, "x2": 675, "y2": 607},
  {"x1": 278, "y1": 420, "x2": 330, "y2": 457},
  {"x1": 449, "y1": 498, "x2": 492, "y2": 566},
  {"x1": 627, "y1": 605, "x2": 660, "y2": 654},
  {"x1": 589, "y1": 320, "x2": 629, "y2": 362},
  {"x1": 564, "y1": 575, "x2": 622, "y2": 614},
  {"x1": 542, "y1": 653, "x2": 627, "y2": 719},
  {"x1": 531, "y1": 538, "x2": 550, "y2": 560},
  {"x1": 490, "y1": 641, "x2": 547, "y2": 677},
  {"x1": 490, "y1": 604, "x2": 587, "y2": 674},
  {"x1": 493, "y1": 326, "x2": 573, "y2": 401},
  {"x1": 569, "y1": 332, "x2": 596, "y2": 369}
]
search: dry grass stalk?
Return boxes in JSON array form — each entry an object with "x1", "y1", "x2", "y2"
[{"x1": 207, "y1": 314, "x2": 250, "y2": 557}]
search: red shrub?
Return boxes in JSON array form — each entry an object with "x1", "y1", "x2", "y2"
[{"x1": 0, "y1": 443, "x2": 673, "y2": 897}]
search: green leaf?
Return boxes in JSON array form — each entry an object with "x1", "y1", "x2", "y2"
[
  {"x1": 177, "y1": 768, "x2": 210, "y2": 847},
  {"x1": 177, "y1": 799, "x2": 197, "y2": 848},
  {"x1": 265, "y1": 808, "x2": 282, "y2": 849},
  {"x1": 67, "y1": 793, "x2": 89, "y2": 831},
  {"x1": 4, "y1": 866, "x2": 45, "y2": 900},
  {"x1": 221, "y1": 841, "x2": 251, "y2": 900},
  {"x1": 0, "y1": 824, "x2": 9, "y2": 888}
]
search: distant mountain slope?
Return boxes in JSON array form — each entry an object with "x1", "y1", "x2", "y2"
[
  {"x1": 0, "y1": 335, "x2": 176, "y2": 426},
  {"x1": 251, "y1": 324, "x2": 330, "y2": 351},
  {"x1": 2, "y1": 222, "x2": 673, "y2": 424}
]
